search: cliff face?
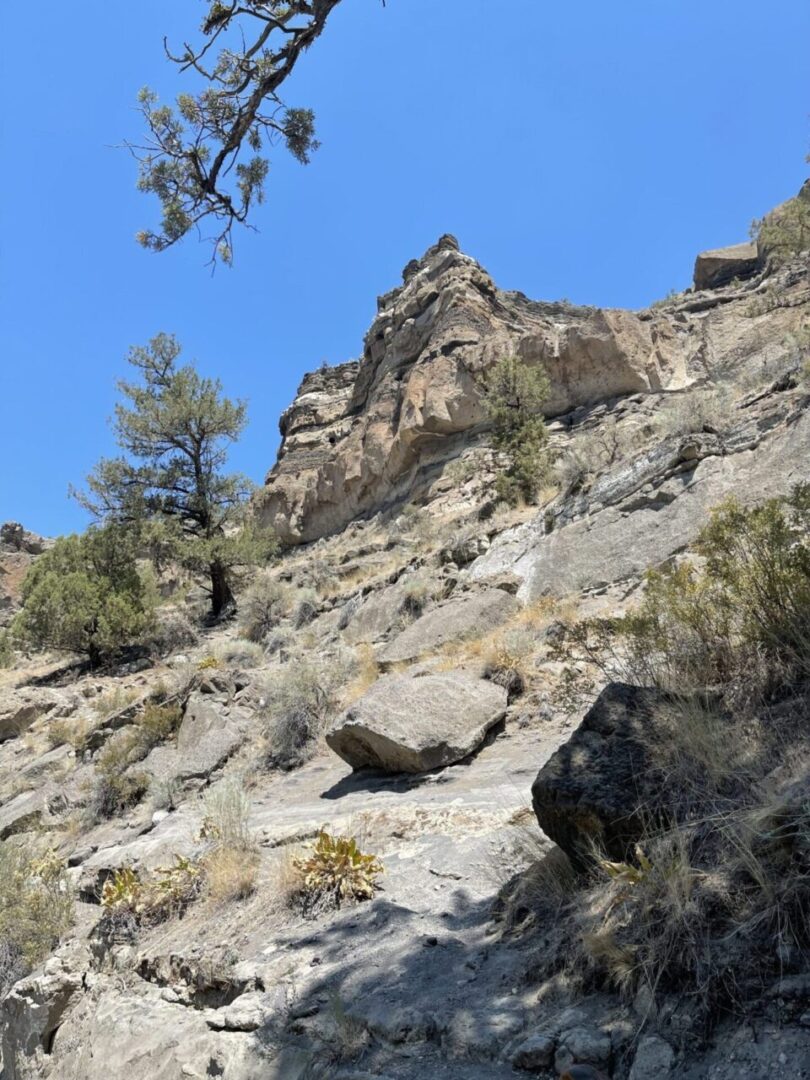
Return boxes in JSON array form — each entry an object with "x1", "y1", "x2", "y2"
[{"x1": 257, "y1": 231, "x2": 805, "y2": 545}]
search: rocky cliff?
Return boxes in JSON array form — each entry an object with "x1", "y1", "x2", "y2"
[{"x1": 257, "y1": 230, "x2": 806, "y2": 545}]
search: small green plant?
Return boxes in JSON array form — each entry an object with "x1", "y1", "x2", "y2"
[
  {"x1": 293, "y1": 830, "x2": 383, "y2": 912},
  {"x1": 197, "y1": 654, "x2": 221, "y2": 671},
  {"x1": 0, "y1": 843, "x2": 73, "y2": 994},
  {"x1": 100, "y1": 866, "x2": 144, "y2": 913},
  {"x1": 483, "y1": 356, "x2": 551, "y2": 506},
  {"x1": 0, "y1": 629, "x2": 14, "y2": 668},
  {"x1": 101, "y1": 856, "x2": 201, "y2": 921}
]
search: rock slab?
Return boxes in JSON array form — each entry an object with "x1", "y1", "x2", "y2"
[
  {"x1": 326, "y1": 671, "x2": 508, "y2": 773},
  {"x1": 379, "y1": 589, "x2": 518, "y2": 665}
]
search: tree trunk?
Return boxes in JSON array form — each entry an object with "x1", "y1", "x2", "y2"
[{"x1": 210, "y1": 559, "x2": 234, "y2": 618}]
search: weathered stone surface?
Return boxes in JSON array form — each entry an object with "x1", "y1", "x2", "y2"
[
  {"x1": 256, "y1": 236, "x2": 698, "y2": 545},
  {"x1": 511, "y1": 1032, "x2": 556, "y2": 1070},
  {"x1": 379, "y1": 589, "x2": 518, "y2": 666},
  {"x1": 0, "y1": 786, "x2": 52, "y2": 840},
  {"x1": 629, "y1": 1035, "x2": 675, "y2": 1079},
  {"x1": 326, "y1": 671, "x2": 507, "y2": 773},
  {"x1": 0, "y1": 966, "x2": 83, "y2": 1080},
  {"x1": 693, "y1": 241, "x2": 759, "y2": 291},
  {"x1": 554, "y1": 1026, "x2": 612, "y2": 1073},
  {"x1": 531, "y1": 683, "x2": 678, "y2": 865},
  {"x1": 140, "y1": 693, "x2": 247, "y2": 784},
  {"x1": 471, "y1": 403, "x2": 810, "y2": 601},
  {"x1": 0, "y1": 689, "x2": 75, "y2": 744}
]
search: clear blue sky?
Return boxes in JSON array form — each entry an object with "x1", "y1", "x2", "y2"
[{"x1": 1, "y1": 0, "x2": 807, "y2": 537}]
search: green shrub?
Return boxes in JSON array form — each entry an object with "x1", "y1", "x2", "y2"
[
  {"x1": 558, "y1": 486, "x2": 810, "y2": 708},
  {"x1": 0, "y1": 844, "x2": 73, "y2": 995},
  {"x1": 483, "y1": 356, "x2": 551, "y2": 505},
  {"x1": 14, "y1": 524, "x2": 155, "y2": 666}
]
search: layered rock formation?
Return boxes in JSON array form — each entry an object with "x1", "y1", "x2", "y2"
[
  {"x1": 258, "y1": 222, "x2": 807, "y2": 547},
  {"x1": 258, "y1": 236, "x2": 697, "y2": 543}
]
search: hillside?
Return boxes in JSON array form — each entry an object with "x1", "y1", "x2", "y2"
[{"x1": 1, "y1": 204, "x2": 809, "y2": 1080}]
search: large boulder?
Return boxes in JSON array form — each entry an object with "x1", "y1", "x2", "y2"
[
  {"x1": 326, "y1": 671, "x2": 508, "y2": 773},
  {"x1": 378, "y1": 589, "x2": 518, "y2": 666},
  {"x1": 531, "y1": 683, "x2": 682, "y2": 866},
  {"x1": 693, "y1": 241, "x2": 759, "y2": 291}
]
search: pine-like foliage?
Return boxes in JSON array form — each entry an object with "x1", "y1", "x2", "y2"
[
  {"x1": 76, "y1": 333, "x2": 276, "y2": 617},
  {"x1": 483, "y1": 355, "x2": 551, "y2": 505}
]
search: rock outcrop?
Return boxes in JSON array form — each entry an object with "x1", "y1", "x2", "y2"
[
  {"x1": 257, "y1": 235, "x2": 704, "y2": 544},
  {"x1": 693, "y1": 240, "x2": 760, "y2": 291},
  {"x1": 0, "y1": 524, "x2": 50, "y2": 628},
  {"x1": 531, "y1": 683, "x2": 687, "y2": 865}
]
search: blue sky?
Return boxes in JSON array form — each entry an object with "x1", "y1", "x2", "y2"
[{"x1": 1, "y1": 0, "x2": 807, "y2": 536}]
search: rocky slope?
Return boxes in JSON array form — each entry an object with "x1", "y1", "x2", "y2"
[{"x1": 1, "y1": 213, "x2": 809, "y2": 1080}]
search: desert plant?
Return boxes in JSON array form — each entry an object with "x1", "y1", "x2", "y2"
[
  {"x1": 143, "y1": 608, "x2": 199, "y2": 657},
  {"x1": 204, "y1": 846, "x2": 259, "y2": 903},
  {"x1": 13, "y1": 524, "x2": 156, "y2": 667},
  {"x1": 292, "y1": 830, "x2": 383, "y2": 913},
  {"x1": 558, "y1": 487, "x2": 810, "y2": 708},
  {"x1": 214, "y1": 638, "x2": 265, "y2": 669},
  {"x1": 0, "y1": 629, "x2": 14, "y2": 668},
  {"x1": 101, "y1": 856, "x2": 202, "y2": 921},
  {"x1": 653, "y1": 386, "x2": 733, "y2": 440},
  {"x1": 91, "y1": 685, "x2": 139, "y2": 718},
  {"x1": 0, "y1": 843, "x2": 73, "y2": 995},
  {"x1": 483, "y1": 355, "x2": 551, "y2": 505},
  {"x1": 92, "y1": 703, "x2": 182, "y2": 818},
  {"x1": 292, "y1": 587, "x2": 319, "y2": 629},
  {"x1": 261, "y1": 658, "x2": 347, "y2": 770},
  {"x1": 238, "y1": 574, "x2": 292, "y2": 641},
  {"x1": 197, "y1": 654, "x2": 221, "y2": 671},
  {"x1": 201, "y1": 778, "x2": 254, "y2": 850},
  {"x1": 198, "y1": 779, "x2": 258, "y2": 903}
]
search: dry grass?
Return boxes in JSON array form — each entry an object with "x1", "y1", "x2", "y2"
[
  {"x1": 91, "y1": 685, "x2": 139, "y2": 718},
  {"x1": 204, "y1": 846, "x2": 259, "y2": 903},
  {"x1": 433, "y1": 597, "x2": 568, "y2": 695},
  {"x1": 341, "y1": 645, "x2": 379, "y2": 707},
  {"x1": 199, "y1": 779, "x2": 259, "y2": 904},
  {"x1": 48, "y1": 715, "x2": 92, "y2": 751}
]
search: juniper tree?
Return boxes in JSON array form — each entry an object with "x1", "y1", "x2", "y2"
[
  {"x1": 483, "y1": 356, "x2": 551, "y2": 505},
  {"x1": 76, "y1": 333, "x2": 275, "y2": 618},
  {"x1": 14, "y1": 525, "x2": 155, "y2": 667},
  {"x1": 130, "y1": 1, "x2": 386, "y2": 265}
]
